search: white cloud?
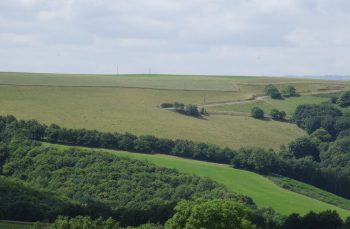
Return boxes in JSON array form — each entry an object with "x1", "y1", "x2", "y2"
[{"x1": 0, "y1": 0, "x2": 349, "y2": 75}]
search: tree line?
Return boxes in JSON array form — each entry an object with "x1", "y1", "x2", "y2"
[{"x1": 2, "y1": 110, "x2": 350, "y2": 200}]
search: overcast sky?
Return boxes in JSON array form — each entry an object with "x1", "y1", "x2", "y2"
[{"x1": 0, "y1": 0, "x2": 349, "y2": 76}]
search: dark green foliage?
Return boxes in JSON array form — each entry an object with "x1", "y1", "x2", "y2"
[
  {"x1": 184, "y1": 104, "x2": 200, "y2": 116},
  {"x1": 265, "y1": 84, "x2": 282, "y2": 99},
  {"x1": 1, "y1": 115, "x2": 236, "y2": 164},
  {"x1": 1, "y1": 139, "x2": 244, "y2": 225},
  {"x1": 328, "y1": 136, "x2": 350, "y2": 154},
  {"x1": 330, "y1": 96, "x2": 338, "y2": 104},
  {"x1": 173, "y1": 102, "x2": 184, "y2": 110},
  {"x1": 282, "y1": 211, "x2": 343, "y2": 229},
  {"x1": 49, "y1": 216, "x2": 121, "y2": 229},
  {"x1": 231, "y1": 148, "x2": 281, "y2": 175},
  {"x1": 251, "y1": 107, "x2": 264, "y2": 119},
  {"x1": 200, "y1": 107, "x2": 208, "y2": 116},
  {"x1": 335, "y1": 116, "x2": 350, "y2": 134},
  {"x1": 165, "y1": 200, "x2": 347, "y2": 229},
  {"x1": 288, "y1": 137, "x2": 320, "y2": 161},
  {"x1": 159, "y1": 103, "x2": 173, "y2": 108},
  {"x1": 270, "y1": 109, "x2": 286, "y2": 121},
  {"x1": 293, "y1": 104, "x2": 342, "y2": 135},
  {"x1": 311, "y1": 128, "x2": 332, "y2": 142},
  {"x1": 161, "y1": 102, "x2": 201, "y2": 117},
  {"x1": 337, "y1": 91, "x2": 350, "y2": 107},
  {"x1": 48, "y1": 216, "x2": 163, "y2": 229},
  {"x1": 284, "y1": 85, "x2": 297, "y2": 97}
]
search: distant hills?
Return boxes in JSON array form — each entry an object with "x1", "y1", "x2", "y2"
[{"x1": 294, "y1": 75, "x2": 350, "y2": 80}]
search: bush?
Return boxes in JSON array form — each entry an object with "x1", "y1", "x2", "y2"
[
  {"x1": 251, "y1": 107, "x2": 264, "y2": 119},
  {"x1": 159, "y1": 103, "x2": 173, "y2": 108},
  {"x1": 270, "y1": 109, "x2": 286, "y2": 121},
  {"x1": 330, "y1": 96, "x2": 338, "y2": 104},
  {"x1": 264, "y1": 85, "x2": 282, "y2": 99},
  {"x1": 184, "y1": 104, "x2": 200, "y2": 117},
  {"x1": 337, "y1": 91, "x2": 350, "y2": 107},
  {"x1": 288, "y1": 137, "x2": 320, "y2": 161},
  {"x1": 285, "y1": 85, "x2": 297, "y2": 97}
]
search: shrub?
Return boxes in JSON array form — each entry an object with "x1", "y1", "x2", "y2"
[
  {"x1": 251, "y1": 107, "x2": 264, "y2": 119},
  {"x1": 270, "y1": 109, "x2": 286, "y2": 121},
  {"x1": 264, "y1": 85, "x2": 282, "y2": 99},
  {"x1": 337, "y1": 91, "x2": 350, "y2": 107},
  {"x1": 285, "y1": 85, "x2": 297, "y2": 97}
]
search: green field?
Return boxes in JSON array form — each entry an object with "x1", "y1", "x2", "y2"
[
  {"x1": 269, "y1": 175, "x2": 350, "y2": 211},
  {"x1": 209, "y1": 95, "x2": 330, "y2": 117},
  {"x1": 1, "y1": 72, "x2": 349, "y2": 149},
  {"x1": 46, "y1": 143, "x2": 350, "y2": 218}
]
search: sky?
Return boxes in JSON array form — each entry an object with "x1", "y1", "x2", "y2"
[{"x1": 0, "y1": 0, "x2": 349, "y2": 76}]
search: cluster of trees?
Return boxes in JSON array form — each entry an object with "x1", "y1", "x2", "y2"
[
  {"x1": 293, "y1": 104, "x2": 346, "y2": 136},
  {"x1": 45, "y1": 216, "x2": 162, "y2": 229},
  {"x1": 166, "y1": 199, "x2": 350, "y2": 229},
  {"x1": 330, "y1": 91, "x2": 350, "y2": 107},
  {"x1": 251, "y1": 107, "x2": 286, "y2": 121},
  {"x1": 264, "y1": 85, "x2": 297, "y2": 99},
  {"x1": 36, "y1": 200, "x2": 350, "y2": 229},
  {"x1": 0, "y1": 116, "x2": 235, "y2": 164},
  {"x1": 160, "y1": 102, "x2": 207, "y2": 117}
]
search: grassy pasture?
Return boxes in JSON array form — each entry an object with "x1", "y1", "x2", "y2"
[
  {"x1": 0, "y1": 85, "x2": 305, "y2": 149},
  {"x1": 209, "y1": 95, "x2": 330, "y2": 117},
  {"x1": 0, "y1": 72, "x2": 349, "y2": 93},
  {"x1": 45, "y1": 143, "x2": 350, "y2": 218},
  {"x1": 1, "y1": 72, "x2": 349, "y2": 148}
]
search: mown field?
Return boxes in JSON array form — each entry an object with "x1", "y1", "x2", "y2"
[{"x1": 46, "y1": 143, "x2": 350, "y2": 218}]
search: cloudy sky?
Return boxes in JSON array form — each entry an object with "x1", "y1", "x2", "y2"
[{"x1": 0, "y1": 0, "x2": 349, "y2": 76}]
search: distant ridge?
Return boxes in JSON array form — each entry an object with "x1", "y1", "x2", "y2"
[{"x1": 293, "y1": 75, "x2": 350, "y2": 81}]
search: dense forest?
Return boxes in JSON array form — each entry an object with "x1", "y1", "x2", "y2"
[{"x1": 0, "y1": 140, "x2": 248, "y2": 226}]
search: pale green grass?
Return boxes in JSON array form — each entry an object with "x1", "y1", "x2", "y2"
[
  {"x1": 45, "y1": 143, "x2": 350, "y2": 218},
  {"x1": 0, "y1": 86, "x2": 305, "y2": 149},
  {"x1": 209, "y1": 95, "x2": 330, "y2": 117},
  {"x1": 1, "y1": 72, "x2": 349, "y2": 92}
]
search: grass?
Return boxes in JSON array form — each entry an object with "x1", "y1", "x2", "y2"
[
  {"x1": 1, "y1": 72, "x2": 349, "y2": 91},
  {"x1": 269, "y1": 175, "x2": 350, "y2": 211},
  {"x1": 209, "y1": 95, "x2": 330, "y2": 117},
  {"x1": 45, "y1": 142, "x2": 350, "y2": 218},
  {"x1": 0, "y1": 86, "x2": 305, "y2": 149},
  {"x1": 1, "y1": 72, "x2": 349, "y2": 149}
]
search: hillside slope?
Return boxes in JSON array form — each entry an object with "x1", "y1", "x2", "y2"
[{"x1": 47, "y1": 143, "x2": 350, "y2": 218}]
